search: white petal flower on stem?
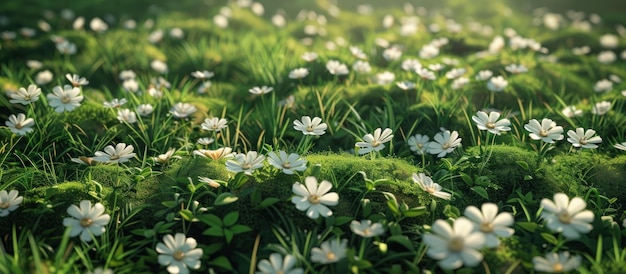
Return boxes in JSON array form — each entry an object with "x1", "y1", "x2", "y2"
[
  {"x1": 416, "y1": 68, "x2": 436, "y2": 81},
  {"x1": 533, "y1": 251, "x2": 581, "y2": 273},
  {"x1": 310, "y1": 239, "x2": 347, "y2": 264},
  {"x1": 615, "y1": 142, "x2": 626, "y2": 151},
  {"x1": 593, "y1": 79, "x2": 613, "y2": 92},
  {"x1": 249, "y1": 86, "x2": 273, "y2": 95},
  {"x1": 136, "y1": 104, "x2": 154, "y2": 117},
  {"x1": 375, "y1": 71, "x2": 395, "y2": 85},
  {"x1": 423, "y1": 218, "x2": 486, "y2": 270},
  {"x1": 65, "y1": 73, "x2": 89, "y2": 87},
  {"x1": 151, "y1": 60, "x2": 169, "y2": 74},
  {"x1": 350, "y1": 220, "x2": 385, "y2": 238},
  {"x1": 225, "y1": 151, "x2": 265, "y2": 175},
  {"x1": 256, "y1": 253, "x2": 303, "y2": 274},
  {"x1": 524, "y1": 118, "x2": 564, "y2": 143},
  {"x1": 35, "y1": 70, "x2": 54, "y2": 85},
  {"x1": 428, "y1": 130, "x2": 462, "y2": 158},
  {"x1": 170, "y1": 102, "x2": 197, "y2": 118},
  {"x1": 402, "y1": 59, "x2": 422, "y2": 71},
  {"x1": 47, "y1": 85, "x2": 83, "y2": 112},
  {"x1": 62, "y1": 200, "x2": 110, "y2": 242},
  {"x1": 472, "y1": 111, "x2": 511, "y2": 135},
  {"x1": 5, "y1": 113, "x2": 34, "y2": 135},
  {"x1": 396, "y1": 81, "x2": 416, "y2": 90},
  {"x1": 191, "y1": 70, "x2": 214, "y2": 80},
  {"x1": 0, "y1": 190, "x2": 23, "y2": 217},
  {"x1": 355, "y1": 128, "x2": 394, "y2": 155},
  {"x1": 194, "y1": 147, "x2": 234, "y2": 160},
  {"x1": 475, "y1": 70, "x2": 493, "y2": 81},
  {"x1": 201, "y1": 117, "x2": 228, "y2": 131},
  {"x1": 408, "y1": 134, "x2": 430, "y2": 155},
  {"x1": 293, "y1": 116, "x2": 327, "y2": 136},
  {"x1": 487, "y1": 76, "x2": 508, "y2": 92},
  {"x1": 412, "y1": 173, "x2": 451, "y2": 200},
  {"x1": 504, "y1": 64, "x2": 528, "y2": 74},
  {"x1": 301, "y1": 52, "x2": 318, "y2": 62},
  {"x1": 291, "y1": 176, "x2": 338, "y2": 219},
  {"x1": 326, "y1": 60, "x2": 349, "y2": 76},
  {"x1": 289, "y1": 68, "x2": 309, "y2": 79},
  {"x1": 119, "y1": 70, "x2": 137, "y2": 80},
  {"x1": 592, "y1": 101, "x2": 611, "y2": 115},
  {"x1": 562, "y1": 106, "x2": 582, "y2": 118},
  {"x1": 10, "y1": 84, "x2": 41, "y2": 105},
  {"x1": 352, "y1": 60, "x2": 372, "y2": 74},
  {"x1": 567, "y1": 128, "x2": 602, "y2": 149},
  {"x1": 445, "y1": 68, "x2": 466, "y2": 79},
  {"x1": 93, "y1": 143, "x2": 136, "y2": 163},
  {"x1": 464, "y1": 203, "x2": 515, "y2": 248},
  {"x1": 156, "y1": 233, "x2": 203, "y2": 274},
  {"x1": 540, "y1": 193, "x2": 594, "y2": 239},
  {"x1": 154, "y1": 148, "x2": 179, "y2": 164},
  {"x1": 196, "y1": 137, "x2": 215, "y2": 146},
  {"x1": 103, "y1": 98, "x2": 127, "y2": 108},
  {"x1": 116, "y1": 109, "x2": 137, "y2": 124},
  {"x1": 267, "y1": 151, "x2": 307, "y2": 175}
]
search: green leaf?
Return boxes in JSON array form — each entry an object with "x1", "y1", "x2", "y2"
[
  {"x1": 209, "y1": 256, "x2": 234, "y2": 271},
  {"x1": 223, "y1": 211, "x2": 239, "y2": 227},
  {"x1": 230, "y1": 224, "x2": 252, "y2": 234},
  {"x1": 361, "y1": 199, "x2": 372, "y2": 218},
  {"x1": 223, "y1": 229, "x2": 234, "y2": 243},
  {"x1": 516, "y1": 221, "x2": 538, "y2": 232},
  {"x1": 215, "y1": 192, "x2": 238, "y2": 206},
  {"x1": 161, "y1": 201, "x2": 177, "y2": 208},
  {"x1": 204, "y1": 243, "x2": 224, "y2": 255},
  {"x1": 516, "y1": 160, "x2": 530, "y2": 171},
  {"x1": 386, "y1": 235, "x2": 415, "y2": 252},
  {"x1": 256, "y1": 197, "x2": 280, "y2": 210},
  {"x1": 178, "y1": 209, "x2": 194, "y2": 222},
  {"x1": 402, "y1": 206, "x2": 427, "y2": 217},
  {"x1": 524, "y1": 175, "x2": 533, "y2": 181},
  {"x1": 203, "y1": 226, "x2": 223, "y2": 237},
  {"x1": 540, "y1": 233, "x2": 559, "y2": 245},
  {"x1": 459, "y1": 172, "x2": 473, "y2": 186},
  {"x1": 334, "y1": 216, "x2": 353, "y2": 226},
  {"x1": 198, "y1": 214, "x2": 223, "y2": 227},
  {"x1": 470, "y1": 186, "x2": 489, "y2": 199}
]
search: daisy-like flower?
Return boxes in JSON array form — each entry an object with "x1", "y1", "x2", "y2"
[
  {"x1": 350, "y1": 220, "x2": 385, "y2": 238},
  {"x1": 123, "y1": 79, "x2": 139, "y2": 92},
  {"x1": 56, "y1": 41, "x2": 77, "y2": 55},
  {"x1": 349, "y1": 46, "x2": 367, "y2": 59},
  {"x1": 65, "y1": 73, "x2": 89, "y2": 87},
  {"x1": 201, "y1": 117, "x2": 228, "y2": 131},
  {"x1": 375, "y1": 71, "x2": 395, "y2": 85},
  {"x1": 416, "y1": 68, "x2": 436, "y2": 81},
  {"x1": 289, "y1": 68, "x2": 309, "y2": 79},
  {"x1": 412, "y1": 172, "x2": 451, "y2": 200},
  {"x1": 594, "y1": 79, "x2": 613, "y2": 93},
  {"x1": 119, "y1": 70, "x2": 137, "y2": 80},
  {"x1": 225, "y1": 151, "x2": 265, "y2": 175},
  {"x1": 194, "y1": 147, "x2": 234, "y2": 160},
  {"x1": 428, "y1": 63, "x2": 445, "y2": 71},
  {"x1": 170, "y1": 102, "x2": 197, "y2": 118},
  {"x1": 154, "y1": 148, "x2": 179, "y2": 164},
  {"x1": 256, "y1": 253, "x2": 304, "y2": 274},
  {"x1": 267, "y1": 150, "x2": 307, "y2": 175},
  {"x1": 103, "y1": 98, "x2": 128, "y2": 108},
  {"x1": 567, "y1": 128, "x2": 602, "y2": 149},
  {"x1": 116, "y1": 109, "x2": 137, "y2": 124},
  {"x1": 87, "y1": 267, "x2": 114, "y2": 274},
  {"x1": 419, "y1": 44, "x2": 440, "y2": 59},
  {"x1": 382, "y1": 46, "x2": 402, "y2": 61},
  {"x1": 293, "y1": 116, "x2": 327, "y2": 136},
  {"x1": 615, "y1": 142, "x2": 626, "y2": 151},
  {"x1": 423, "y1": 217, "x2": 486, "y2": 270},
  {"x1": 197, "y1": 137, "x2": 215, "y2": 146},
  {"x1": 301, "y1": 52, "x2": 318, "y2": 62},
  {"x1": 451, "y1": 77, "x2": 470, "y2": 90},
  {"x1": 311, "y1": 239, "x2": 348, "y2": 264},
  {"x1": 198, "y1": 176, "x2": 221, "y2": 188},
  {"x1": 5, "y1": 113, "x2": 35, "y2": 136},
  {"x1": 47, "y1": 85, "x2": 84, "y2": 112},
  {"x1": 597, "y1": 50, "x2": 617, "y2": 64},
  {"x1": 93, "y1": 143, "x2": 136, "y2": 163},
  {"x1": 71, "y1": 156, "x2": 98, "y2": 166},
  {"x1": 35, "y1": 70, "x2": 54, "y2": 85},
  {"x1": 428, "y1": 130, "x2": 462, "y2": 157},
  {"x1": 540, "y1": 193, "x2": 594, "y2": 239},
  {"x1": 151, "y1": 60, "x2": 169, "y2": 74},
  {"x1": 524, "y1": 118, "x2": 564, "y2": 143},
  {"x1": 156, "y1": 233, "x2": 203, "y2": 274},
  {"x1": 533, "y1": 252, "x2": 581, "y2": 273},
  {"x1": 504, "y1": 64, "x2": 528, "y2": 74},
  {"x1": 197, "y1": 81, "x2": 212, "y2": 94},
  {"x1": 326, "y1": 60, "x2": 349, "y2": 76},
  {"x1": 136, "y1": 104, "x2": 154, "y2": 117},
  {"x1": 464, "y1": 203, "x2": 514, "y2": 248},
  {"x1": 475, "y1": 70, "x2": 493, "y2": 81},
  {"x1": 401, "y1": 59, "x2": 422, "y2": 71},
  {"x1": 396, "y1": 81, "x2": 416, "y2": 90},
  {"x1": 592, "y1": 101, "x2": 611, "y2": 115},
  {"x1": 191, "y1": 70, "x2": 214, "y2": 80},
  {"x1": 62, "y1": 200, "x2": 110, "y2": 242},
  {"x1": 562, "y1": 105, "x2": 582, "y2": 118},
  {"x1": 291, "y1": 176, "x2": 339, "y2": 219},
  {"x1": 445, "y1": 68, "x2": 466, "y2": 79},
  {"x1": 487, "y1": 76, "x2": 508, "y2": 92},
  {"x1": 0, "y1": 190, "x2": 23, "y2": 217},
  {"x1": 355, "y1": 128, "x2": 394, "y2": 155},
  {"x1": 249, "y1": 86, "x2": 273, "y2": 95},
  {"x1": 408, "y1": 134, "x2": 430, "y2": 155},
  {"x1": 352, "y1": 60, "x2": 372, "y2": 73},
  {"x1": 472, "y1": 111, "x2": 511, "y2": 135},
  {"x1": 10, "y1": 84, "x2": 41, "y2": 105}
]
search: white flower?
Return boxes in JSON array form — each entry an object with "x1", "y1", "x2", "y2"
[
  {"x1": 291, "y1": 176, "x2": 339, "y2": 219},
  {"x1": 62, "y1": 200, "x2": 110, "y2": 242},
  {"x1": 402, "y1": 59, "x2": 422, "y2": 71},
  {"x1": 5, "y1": 113, "x2": 35, "y2": 135},
  {"x1": 445, "y1": 68, "x2": 466, "y2": 79},
  {"x1": 0, "y1": 190, "x2": 23, "y2": 217},
  {"x1": 599, "y1": 34, "x2": 619, "y2": 49},
  {"x1": 293, "y1": 116, "x2": 327, "y2": 136},
  {"x1": 326, "y1": 60, "x2": 349, "y2": 76},
  {"x1": 103, "y1": 98, "x2": 127, "y2": 108},
  {"x1": 35, "y1": 70, "x2": 54, "y2": 85},
  {"x1": 375, "y1": 71, "x2": 395, "y2": 85},
  {"x1": 151, "y1": 60, "x2": 169, "y2": 74},
  {"x1": 65, "y1": 73, "x2": 89, "y2": 87},
  {"x1": 197, "y1": 137, "x2": 215, "y2": 146},
  {"x1": 148, "y1": 29, "x2": 164, "y2": 43},
  {"x1": 119, "y1": 70, "x2": 137, "y2": 80},
  {"x1": 419, "y1": 44, "x2": 439, "y2": 59},
  {"x1": 572, "y1": 46, "x2": 590, "y2": 55},
  {"x1": 533, "y1": 252, "x2": 581, "y2": 273},
  {"x1": 87, "y1": 267, "x2": 114, "y2": 274},
  {"x1": 475, "y1": 70, "x2": 493, "y2": 81},
  {"x1": 169, "y1": 28, "x2": 184, "y2": 39},
  {"x1": 93, "y1": 143, "x2": 136, "y2": 163},
  {"x1": 170, "y1": 102, "x2": 197, "y2": 118},
  {"x1": 412, "y1": 173, "x2": 451, "y2": 200},
  {"x1": 349, "y1": 46, "x2": 367, "y2": 59},
  {"x1": 71, "y1": 156, "x2": 97, "y2": 166},
  {"x1": 225, "y1": 151, "x2": 265, "y2": 175},
  {"x1": 198, "y1": 176, "x2": 221, "y2": 188},
  {"x1": 382, "y1": 46, "x2": 402, "y2": 61},
  {"x1": 352, "y1": 60, "x2": 372, "y2": 73},
  {"x1": 598, "y1": 50, "x2": 616, "y2": 64},
  {"x1": 487, "y1": 76, "x2": 508, "y2": 92},
  {"x1": 154, "y1": 148, "x2": 179, "y2": 164},
  {"x1": 524, "y1": 118, "x2": 564, "y2": 143},
  {"x1": 350, "y1": 220, "x2": 385, "y2": 238},
  {"x1": 396, "y1": 81, "x2": 416, "y2": 90},
  {"x1": 89, "y1": 17, "x2": 108, "y2": 32},
  {"x1": 289, "y1": 68, "x2": 309, "y2": 79},
  {"x1": 267, "y1": 151, "x2": 307, "y2": 175},
  {"x1": 472, "y1": 111, "x2": 511, "y2": 135},
  {"x1": 562, "y1": 106, "x2": 582, "y2": 118},
  {"x1": 194, "y1": 147, "x2": 234, "y2": 160},
  {"x1": 423, "y1": 218, "x2": 485, "y2": 270},
  {"x1": 416, "y1": 68, "x2": 436, "y2": 81},
  {"x1": 156, "y1": 233, "x2": 203, "y2": 274},
  {"x1": 355, "y1": 128, "x2": 394, "y2": 155},
  {"x1": 10, "y1": 84, "x2": 41, "y2": 105},
  {"x1": 256, "y1": 253, "x2": 303, "y2": 274},
  {"x1": 567, "y1": 128, "x2": 602, "y2": 149},
  {"x1": 47, "y1": 85, "x2": 83, "y2": 112},
  {"x1": 594, "y1": 79, "x2": 613, "y2": 92},
  {"x1": 27, "y1": 60, "x2": 43, "y2": 69},
  {"x1": 197, "y1": 81, "x2": 212, "y2": 94},
  {"x1": 123, "y1": 79, "x2": 139, "y2": 92},
  {"x1": 56, "y1": 41, "x2": 77, "y2": 55},
  {"x1": 301, "y1": 52, "x2": 318, "y2": 62},
  {"x1": 540, "y1": 193, "x2": 594, "y2": 239},
  {"x1": 428, "y1": 63, "x2": 444, "y2": 71},
  {"x1": 408, "y1": 134, "x2": 430, "y2": 155},
  {"x1": 310, "y1": 239, "x2": 347, "y2": 264},
  {"x1": 464, "y1": 203, "x2": 514, "y2": 248},
  {"x1": 249, "y1": 86, "x2": 273, "y2": 95},
  {"x1": 117, "y1": 109, "x2": 137, "y2": 124},
  {"x1": 615, "y1": 142, "x2": 626, "y2": 151},
  {"x1": 504, "y1": 64, "x2": 528, "y2": 74},
  {"x1": 488, "y1": 36, "x2": 505, "y2": 53},
  {"x1": 201, "y1": 117, "x2": 228, "y2": 131},
  {"x1": 451, "y1": 77, "x2": 470, "y2": 90},
  {"x1": 428, "y1": 130, "x2": 462, "y2": 157},
  {"x1": 592, "y1": 101, "x2": 611, "y2": 115},
  {"x1": 136, "y1": 104, "x2": 154, "y2": 117}
]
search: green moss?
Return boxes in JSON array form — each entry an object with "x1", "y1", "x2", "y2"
[
  {"x1": 586, "y1": 155, "x2": 626, "y2": 203},
  {"x1": 61, "y1": 100, "x2": 117, "y2": 138}
]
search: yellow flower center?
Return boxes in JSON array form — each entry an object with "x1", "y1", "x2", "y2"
[
  {"x1": 442, "y1": 142, "x2": 450, "y2": 149},
  {"x1": 0, "y1": 202, "x2": 10, "y2": 209},
  {"x1": 579, "y1": 138, "x2": 587, "y2": 145},
  {"x1": 372, "y1": 140, "x2": 382, "y2": 147},
  {"x1": 539, "y1": 130, "x2": 549, "y2": 137},
  {"x1": 417, "y1": 143, "x2": 423, "y2": 148},
  {"x1": 109, "y1": 155, "x2": 120, "y2": 161},
  {"x1": 325, "y1": 252, "x2": 336, "y2": 261},
  {"x1": 80, "y1": 217, "x2": 93, "y2": 227},
  {"x1": 282, "y1": 162, "x2": 292, "y2": 169},
  {"x1": 425, "y1": 187, "x2": 436, "y2": 194},
  {"x1": 61, "y1": 96, "x2": 71, "y2": 104},
  {"x1": 480, "y1": 221, "x2": 494, "y2": 233},
  {"x1": 306, "y1": 125, "x2": 314, "y2": 132},
  {"x1": 448, "y1": 237, "x2": 464, "y2": 252},
  {"x1": 553, "y1": 263, "x2": 564, "y2": 273},
  {"x1": 173, "y1": 250, "x2": 185, "y2": 261},
  {"x1": 308, "y1": 194, "x2": 321, "y2": 204},
  {"x1": 242, "y1": 163, "x2": 252, "y2": 169},
  {"x1": 558, "y1": 210, "x2": 572, "y2": 224},
  {"x1": 486, "y1": 122, "x2": 496, "y2": 129},
  {"x1": 15, "y1": 123, "x2": 23, "y2": 129},
  {"x1": 362, "y1": 228, "x2": 371, "y2": 236}
]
